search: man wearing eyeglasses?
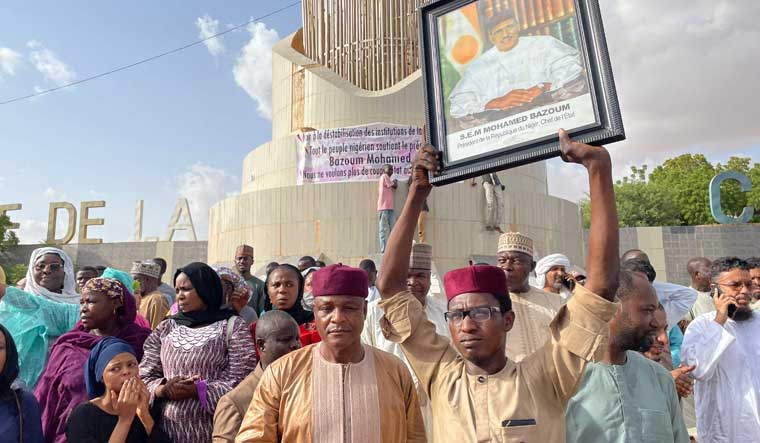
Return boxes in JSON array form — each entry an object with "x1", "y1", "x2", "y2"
[
  {"x1": 377, "y1": 129, "x2": 620, "y2": 443},
  {"x1": 681, "y1": 257, "x2": 760, "y2": 442}
]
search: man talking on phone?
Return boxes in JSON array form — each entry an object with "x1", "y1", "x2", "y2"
[{"x1": 681, "y1": 257, "x2": 760, "y2": 442}]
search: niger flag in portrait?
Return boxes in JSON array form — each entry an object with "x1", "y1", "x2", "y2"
[{"x1": 439, "y1": 4, "x2": 483, "y2": 115}]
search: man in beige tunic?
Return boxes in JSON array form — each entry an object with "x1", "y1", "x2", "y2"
[
  {"x1": 212, "y1": 310, "x2": 301, "y2": 442},
  {"x1": 236, "y1": 264, "x2": 426, "y2": 443},
  {"x1": 377, "y1": 130, "x2": 620, "y2": 443},
  {"x1": 496, "y1": 232, "x2": 565, "y2": 362}
]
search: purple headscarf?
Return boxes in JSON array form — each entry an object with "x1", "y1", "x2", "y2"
[{"x1": 33, "y1": 278, "x2": 151, "y2": 443}]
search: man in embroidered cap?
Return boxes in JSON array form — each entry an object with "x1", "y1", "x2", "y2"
[
  {"x1": 235, "y1": 264, "x2": 426, "y2": 443},
  {"x1": 495, "y1": 232, "x2": 566, "y2": 362},
  {"x1": 234, "y1": 244, "x2": 266, "y2": 315},
  {"x1": 377, "y1": 129, "x2": 620, "y2": 443},
  {"x1": 362, "y1": 243, "x2": 448, "y2": 441},
  {"x1": 131, "y1": 260, "x2": 168, "y2": 329}
]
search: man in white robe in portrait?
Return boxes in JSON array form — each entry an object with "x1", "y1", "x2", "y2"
[{"x1": 449, "y1": 10, "x2": 585, "y2": 118}]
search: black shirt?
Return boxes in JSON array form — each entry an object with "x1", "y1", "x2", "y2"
[{"x1": 66, "y1": 402, "x2": 171, "y2": 443}]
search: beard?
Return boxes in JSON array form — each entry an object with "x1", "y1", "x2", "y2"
[
  {"x1": 618, "y1": 327, "x2": 654, "y2": 353},
  {"x1": 733, "y1": 306, "x2": 754, "y2": 322}
]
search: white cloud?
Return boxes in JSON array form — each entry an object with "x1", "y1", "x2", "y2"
[
  {"x1": 17, "y1": 219, "x2": 48, "y2": 244},
  {"x1": 43, "y1": 187, "x2": 65, "y2": 201},
  {"x1": 600, "y1": 0, "x2": 760, "y2": 165},
  {"x1": 0, "y1": 47, "x2": 22, "y2": 77},
  {"x1": 547, "y1": 0, "x2": 760, "y2": 202},
  {"x1": 233, "y1": 22, "x2": 279, "y2": 119},
  {"x1": 177, "y1": 163, "x2": 238, "y2": 238},
  {"x1": 27, "y1": 40, "x2": 76, "y2": 86},
  {"x1": 196, "y1": 14, "x2": 225, "y2": 56}
]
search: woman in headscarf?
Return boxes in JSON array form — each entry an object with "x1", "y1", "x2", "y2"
[
  {"x1": 0, "y1": 248, "x2": 81, "y2": 388},
  {"x1": 0, "y1": 263, "x2": 150, "y2": 389},
  {"x1": 254, "y1": 264, "x2": 320, "y2": 347},
  {"x1": 0, "y1": 323, "x2": 44, "y2": 443},
  {"x1": 214, "y1": 266, "x2": 258, "y2": 325},
  {"x1": 34, "y1": 278, "x2": 151, "y2": 443},
  {"x1": 66, "y1": 337, "x2": 170, "y2": 443},
  {"x1": 139, "y1": 262, "x2": 256, "y2": 443}
]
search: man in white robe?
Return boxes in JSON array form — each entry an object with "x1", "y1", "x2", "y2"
[
  {"x1": 681, "y1": 257, "x2": 760, "y2": 442},
  {"x1": 449, "y1": 11, "x2": 584, "y2": 118},
  {"x1": 362, "y1": 243, "x2": 448, "y2": 441}
]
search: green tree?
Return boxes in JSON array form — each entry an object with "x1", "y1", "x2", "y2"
[
  {"x1": 648, "y1": 154, "x2": 715, "y2": 225},
  {"x1": 0, "y1": 215, "x2": 19, "y2": 252},
  {"x1": 5, "y1": 264, "x2": 27, "y2": 286}
]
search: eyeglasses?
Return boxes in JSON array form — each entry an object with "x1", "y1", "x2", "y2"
[
  {"x1": 718, "y1": 281, "x2": 757, "y2": 291},
  {"x1": 444, "y1": 306, "x2": 502, "y2": 324},
  {"x1": 34, "y1": 263, "x2": 63, "y2": 272}
]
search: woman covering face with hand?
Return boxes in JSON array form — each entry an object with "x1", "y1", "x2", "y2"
[{"x1": 65, "y1": 337, "x2": 170, "y2": 443}]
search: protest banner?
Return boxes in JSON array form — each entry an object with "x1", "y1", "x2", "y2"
[{"x1": 296, "y1": 123, "x2": 422, "y2": 185}]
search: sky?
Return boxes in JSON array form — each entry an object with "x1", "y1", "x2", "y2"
[{"x1": 1, "y1": 0, "x2": 759, "y2": 244}]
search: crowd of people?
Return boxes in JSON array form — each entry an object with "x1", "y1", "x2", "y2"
[{"x1": 1, "y1": 131, "x2": 759, "y2": 442}]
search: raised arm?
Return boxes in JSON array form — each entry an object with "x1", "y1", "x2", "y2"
[
  {"x1": 558, "y1": 129, "x2": 618, "y2": 300},
  {"x1": 377, "y1": 145, "x2": 437, "y2": 298}
]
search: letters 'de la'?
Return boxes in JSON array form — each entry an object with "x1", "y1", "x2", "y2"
[{"x1": 710, "y1": 171, "x2": 755, "y2": 224}]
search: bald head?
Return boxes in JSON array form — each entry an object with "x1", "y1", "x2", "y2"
[
  {"x1": 255, "y1": 311, "x2": 301, "y2": 368},
  {"x1": 687, "y1": 257, "x2": 711, "y2": 292}
]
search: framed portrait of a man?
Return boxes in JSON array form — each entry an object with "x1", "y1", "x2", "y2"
[{"x1": 420, "y1": 0, "x2": 625, "y2": 185}]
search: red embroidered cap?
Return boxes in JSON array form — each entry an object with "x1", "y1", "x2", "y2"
[
  {"x1": 443, "y1": 265, "x2": 508, "y2": 302},
  {"x1": 312, "y1": 264, "x2": 369, "y2": 298}
]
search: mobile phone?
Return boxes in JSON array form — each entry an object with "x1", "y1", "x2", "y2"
[{"x1": 715, "y1": 285, "x2": 738, "y2": 318}]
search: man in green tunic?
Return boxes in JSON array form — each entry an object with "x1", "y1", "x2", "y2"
[{"x1": 565, "y1": 270, "x2": 689, "y2": 442}]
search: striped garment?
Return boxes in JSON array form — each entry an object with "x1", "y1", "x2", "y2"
[{"x1": 139, "y1": 316, "x2": 257, "y2": 443}]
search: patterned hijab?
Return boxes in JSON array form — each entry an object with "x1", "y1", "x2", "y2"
[
  {"x1": 214, "y1": 266, "x2": 251, "y2": 305},
  {"x1": 82, "y1": 278, "x2": 137, "y2": 325},
  {"x1": 23, "y1": 247, "x2": 79, "y2": 304}
]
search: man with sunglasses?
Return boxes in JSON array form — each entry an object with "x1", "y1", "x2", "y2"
[
  {"x1": 681, "y1": 257, "x2": 760, "y2": 442},
  {"x1": 377, "y1": 129, "x2": 620, "y2": 442}
]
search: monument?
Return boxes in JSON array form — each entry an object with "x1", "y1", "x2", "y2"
[{"x1": 207, "y1": 0, "x2": 584, "y2": 279}]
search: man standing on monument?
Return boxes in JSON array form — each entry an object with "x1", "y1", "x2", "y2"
[
  {"x1": 235, "y1": 244, "x2": 266, "y2": 315},
  {"x1": 472, "y1": 173, "x2": 505, "y2": 232},
  {"x1": 377, "y1": 129, "x2": 620, "y2": 442},
  {"x1": 496, "y1": 231, "x2": 565, "y2": 362},
  {"x1": 377, "y1": 163, "x2": 398, "y2": 253},
  {"x1": 235, "y1": 264, "x2": 426, "y2": 442}
]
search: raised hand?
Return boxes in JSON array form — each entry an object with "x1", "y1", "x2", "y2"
[
  {"x1": 409, "y1": 144, "x2": 439, "y2": 195},
  {"x1": 558, "y1": 128, "x2": 610, "y2": 168},
  {"x1": 671, "y1": 365, "x2": 695, "y2": 398}
]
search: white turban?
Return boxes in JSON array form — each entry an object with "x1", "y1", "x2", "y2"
[
  {"x1": 534, "y1": 253, "x2": 571, "y2": 289},
  {"x1": 23, "y1": 247, "x2": 79, "y2": 304}
]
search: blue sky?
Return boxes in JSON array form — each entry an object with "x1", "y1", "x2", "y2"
[
  {"x1": 1, "y1": 0, "x2": 759, "y2": 243},
  {"x1": 0, "y1": 1, "x2": 302, "y2": 243}
]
